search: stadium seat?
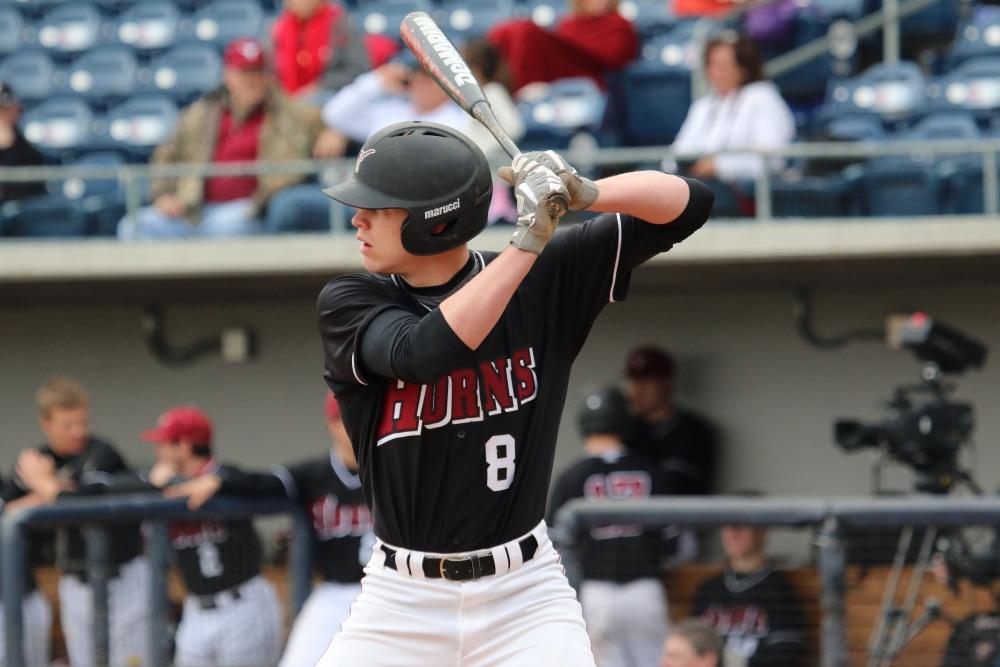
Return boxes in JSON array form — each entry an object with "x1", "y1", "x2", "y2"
[
  {"x1": 759, "y1": 9, "x2": 835, "y2": 104},
  {"x1": 810, "y1": 0, "x2": 865, "y2": 20},
  {"x1": 618, "y1": 0, "x2": 676, "y2": 40},
  {"x1": 517, "y1": 76, "x2": 607, "y2": 150},
  {"x1": 187, "y1": 0, "x2": 264, "y2": 48},
  {"x1": 1, "y1": 193, "x2": 89, "y2": 237},
  {"x1": 819, "y1": 61, "x2": 926, "y2": 131},
  {"x1": 854, "y1": 160, "x2": 944, "y2": 216},
  {"x1": 63, "y1": 46, "x2": 139, "y2": 108},
  {"x1": 64, "y1": 151, "x2": 128, "y2": 236},
  {"x1": 99, "y1": 94, "x2": 179, "y2": 158},
  {"x1": 19, "y1": 96, "x2": 95, "y2": 156},
  {"x1": 904, "y1": 110, "x2": 980, "y2": 141},
  {"x1": 33, "y1": 2, "x2": 103, "y2": 59},
  {"x1": 863, "y1": 0, "x2": 959, "y2": 44},
  {"x1": 814, "y1": 112, "x2": 886, "y2": 141},
  {"x1": 114, "y1": 1, "x2": 184, "y2": 55},
  {"x1": 0, "y1": 49, "x2": 58, "y2": 103},
  {"x1": 435, "y1": 0, "x2": 513, "y2": 42},
  {"x1": 522, "y1": 0, "x2": 568, "y2": 29},
  {"x1": 926, "y1": 57, "x2": 1000, "y2": 124},
  {"x1": 356, "y1": 0, "x2": 426, "y2": 36},
  {"x1": 144, "y1": 43, "x2": 222, "y2": 105},
  {"x1": 945, "y1": 5, "x2": 1000, "y2": 69},
  {"x1": 771, "y1": 175, "x2": 850, "y2": 217},
  {"x1": 0, "y1": 5, "x2": 23, "y2": 56}
]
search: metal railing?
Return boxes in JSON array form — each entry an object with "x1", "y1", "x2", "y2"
[
  {"x1": 552, "y1": 496, "x2": 1000, "y2": 667},
  {"x1": 0, "y1": 495, "x2": 313, "y2": 667}
]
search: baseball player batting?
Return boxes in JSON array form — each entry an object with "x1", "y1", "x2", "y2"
[{"x1": 317, "y1": 120, "x2": 713, "y2": 666}]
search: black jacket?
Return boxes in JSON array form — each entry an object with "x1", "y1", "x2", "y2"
[{"x1": 0, "y1": 129, "x2": 46, "y2": 202}]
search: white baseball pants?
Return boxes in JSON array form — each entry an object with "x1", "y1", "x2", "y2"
[
  {"x1": 579, "y1": 578, "x2": 669, "y2": 667},
  {"x1": 0, "y1": 589, "x2": 53, "y2": 667},
  {"x1": 59, "y1": 555, "x2": 153, "y2": 667},
  {"x1": 317, "y1": 521, "x2": 596, "y2": 667},
  {"x1": 276, "y1": 581, "x2": 360, "y2": 667},
  {"x1": 174, "y1": 575, "x2": 283, "y2": 667}
]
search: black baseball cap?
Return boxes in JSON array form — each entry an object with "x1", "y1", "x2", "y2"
[
  {"x1": 0, "y1": 81, "x2": 18, "y2": 108},
  {"x1": 624, "y1": 345, "x2": 676, "y2": 380}
]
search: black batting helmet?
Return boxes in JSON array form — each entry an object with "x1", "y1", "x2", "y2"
[
  {"x1": 578, "y1": 387, "x2": 631, "y2": 438},
  {"x1": 323, "y1": 121, "x2": 492, "y2": 256}
]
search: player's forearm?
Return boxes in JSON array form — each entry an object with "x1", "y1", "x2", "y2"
[
  {"x1": 439, "y1": 246, "x2": 537, "y2": 349},
  {"x1": 587, "y1": 171, "x2": 694, "y2": 224}
]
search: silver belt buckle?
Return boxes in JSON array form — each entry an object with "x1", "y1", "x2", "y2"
[{"x1": 439, "y1": 554, "x2": 475, "y2": 580}]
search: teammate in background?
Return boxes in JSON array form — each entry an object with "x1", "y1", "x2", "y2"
[
  {"x1": 10, "y1": 377, "x2": 152, "y2": 667},
  {"x1": 141, "y1": 406, "x2": 283, "y2": 667},
  {"x1": 166, "y1": 392, "x2": 373, "y2": 667},
  {"x1": 624, "y1": 345, "x2": 717, "y2": 495},
  {"x1": 317, "y1": 120, "x2": 713, "y2": 665},
  {"x1": 548, "y1": 387, "x2": 689, "y2": 667},
  {"x1": 659, "y1": 619, "x2": 722, "y2": 667},
  {"x1": 0, "y1": 476, "x2": 53, "y2": 667},
  {"x1": 692, "y1": 508, "x2": 807, "y2": 667}
]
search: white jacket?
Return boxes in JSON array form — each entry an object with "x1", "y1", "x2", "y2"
[{"x1": 668, "y1": 80, "x2": 796, "y2": 182}]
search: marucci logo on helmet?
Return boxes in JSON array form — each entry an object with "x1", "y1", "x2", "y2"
[{"x1": 424, "y1": 197, "x2": 461, "y2": 220}]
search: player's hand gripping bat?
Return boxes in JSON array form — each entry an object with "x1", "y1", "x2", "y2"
[{"x1": 399, "y1": 11, "x2": 569, "y2": 221}]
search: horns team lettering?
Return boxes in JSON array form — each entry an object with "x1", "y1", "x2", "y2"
[{"x1": 377, "y1": 347, "x2": 537, "y2": 445}]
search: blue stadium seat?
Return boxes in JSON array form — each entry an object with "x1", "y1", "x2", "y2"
[
  {"x1": 1, "y1": 193, "x2": 89, "y2": 237},
  {"x1": 143, "y1": 43, "x2": 222, "y2": 105},
  {"x1": 19, "y1": 96, "x2": 95, "y2": 156},
  {"x1": 819, "y1": 61, "x2": 926, "y2": 130},
  {"x1": 435, "y1": 0, "x2": 513, "y2": 41},
  {"x1": 926, "y1": 57, "x2": 1000, "y2": 124},
  {"x1": 63, "y1": 46, "x2": 139, "y2": 108},
  {"x1": 114, "y1": 1, "x2": 184, "y2": 55},
  {"x1": 772, "y1": 175, "x2": 850, "y2": 217},
  {"x1": 356, "y1": 0, "x2": 427, "y2": 36},
  {"x1": 855, "y1": 160, "x2": 944, "y2": 216},
  {"x1": 33, "y1": 3, "x2": 103, "y2": 59},
  {"x1": 99, "y1": 94, "x2": 179, "y2": 158},
  {"x1": 618, "y1": 0, "x2": 676, "y2": 40},
  {"x1": 0, "y1": 49, "x2": 58, "y2": 103},
  {"x1": 863, "y1": 0, "x2": 959, "y2": 44},
  {"x1": 904, "y1": 110, "x2": 980, "y2": 141},
  {"x1": 0, "y1": 5, "x2": 24, "y2": 56},
  {"x1": 517, "y1": 77, "x2": 607, "y2": 150},
  {"x1": 187, "y1": 0, "x2": 264, "y2": 47},
  {"x1": 814, "y1": 112, "x2": 886, "y2": 141},
  {"x1": 945, "y1": 5, "x2": 1000, "y2": 70},
  {"x1": 759, "y1": 9, "x2": 835, "y2": 103},
  {"x1": 64, "y1": 151, "x2": 128, "y2": 236},
  {"x1": 809, "y1": 0, "x2": 864, "y2": 20}
]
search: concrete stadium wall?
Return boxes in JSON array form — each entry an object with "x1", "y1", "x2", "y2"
[{"x1": 2, "y1": 279, "x2": 999, "y2": 501}]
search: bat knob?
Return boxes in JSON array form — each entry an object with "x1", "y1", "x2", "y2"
[{"x1": 545, "y1": 193, "x2": 569, "y2": 221}]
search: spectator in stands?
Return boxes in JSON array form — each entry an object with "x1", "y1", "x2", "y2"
[
  {"x1": 270, "y1": 0, "x2": 371, "y2": 104},
  {"x1": 692, "y1": 503, "x2": 807, "y2": 667},
  {"x1": 623, "y1": 345, "x2": 716, "y2": 495},
  {"x1": 488, "y1": 0, "x2": 638, "y2": 92},
  {"x1": 671, "y1": 0, "x2": 735, "y2": 18},
  {"x1": 11, "y1": 377, "x2": 152, "y2": 667},
  {"x1": 118, "y1": 38, "x2": 326, "y2": 240},
  {"x1": 549, "y1": 387, "x2": 689, "y2": 667},
  {"x1": 0, "y1": 81, "x2": 46, "y2": 204},
  {"x1": 659, "y1": 618, "x2": 722, "y2": 667},
  {"x1": 665, "y1": 31, "x2": 795, "y2": 184},
  {"x1": 165, "y1": 392, "x2": 372, "y2": 667},
  {"x1": 0, "y1": 476, "x2": 53, "y2": 667}
]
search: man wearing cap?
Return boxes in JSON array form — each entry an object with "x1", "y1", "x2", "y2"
[
  {"x1": 0, "y1": 80, "x2": 46, "y2": 205},
  {"x1": 166, "y1": 392, "x2": 373, "y2": 667},
  {"x1": 623, "y1": 345, "x2": 717, "y2": 495},
  {"x1": 141, "y1": 405, "x2": 283, "y2": 667},
  {"x1": 117, "y1": 38, "x2": 326, "y2": 239}
]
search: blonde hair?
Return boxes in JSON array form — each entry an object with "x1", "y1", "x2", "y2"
[{"x1": 36, "y1": 377, "x2": 90, "y2": 418}]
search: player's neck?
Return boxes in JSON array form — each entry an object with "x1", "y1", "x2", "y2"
[
  {"x1": 728, "y1": 553, "x2": 766, "y2": 574},
  {"x1": 643, "y1": 403, "x2": 674, "y2": 424},
  {"x1": 584, "y1": 436, "x2": 626, "y2": 456},
  {"x1": 399, "y1": 247, "x2": 470, "y2": 288}
]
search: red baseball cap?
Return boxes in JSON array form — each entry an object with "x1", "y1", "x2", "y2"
[
  {"x1": 624, "y1": 345, "x2": 676, "y2": 380},
  {"x1": 325, "y1": 391, "x2": 341, "y2": 421},
  {"x1": 141, "y1": 405, "x2": 213, "y2": 446},
  {"x1": 224, "y1": 38, "x2": 267, "y2": 70}
]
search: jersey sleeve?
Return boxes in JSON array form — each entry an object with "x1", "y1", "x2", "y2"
[{"x1": 317, "y1": 275, "x2": 402, "y2": 390}]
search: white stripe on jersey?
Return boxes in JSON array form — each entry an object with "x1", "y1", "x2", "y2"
[{"x1": 609, "y1": 213, "x2": 623, "y2": 303}]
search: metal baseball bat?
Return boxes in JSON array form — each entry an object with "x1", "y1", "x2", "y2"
[{"x1": 399, "y1": 11, "x2": 569, "y2": 219}]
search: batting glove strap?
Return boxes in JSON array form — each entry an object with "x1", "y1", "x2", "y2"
[
  {"x1": 506, "y1": 166, "x2": 568, "y2": 255},
  {"x1": 513, "y1": 150, "x2": 599, "y2": 211}
]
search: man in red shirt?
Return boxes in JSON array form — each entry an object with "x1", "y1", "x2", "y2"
[{"x1": 119, "y1": 38, "x2": 325, "y2": 239}]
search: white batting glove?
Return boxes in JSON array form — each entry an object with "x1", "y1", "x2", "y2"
[
  {"x1": 499, "y1": 163, "x2": 569, "y2": 255},
  {"x1": 508, "y1": 150, "x2": 599, "y2": 211}
]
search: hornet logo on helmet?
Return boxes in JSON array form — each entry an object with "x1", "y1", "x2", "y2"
[
  {"x1": 424, "y1": 198, "x2": 461, "y2": 220},
  {"x1": 355, "y1": 148, "x2": 376, "y2": 173}
]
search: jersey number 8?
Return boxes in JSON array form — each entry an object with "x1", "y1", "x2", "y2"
[{"x1": 485, "y1": 434, "x2": 516, "y2": 492}]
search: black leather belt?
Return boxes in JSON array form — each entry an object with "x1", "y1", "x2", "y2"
[{"x1": 381, "y1": 534, "x2": 538, "y2": 582}]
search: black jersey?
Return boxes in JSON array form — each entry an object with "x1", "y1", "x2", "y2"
[
  {"x1": 319, "y1": 206, "x2": 707, "y2": 553},
  {"x1": 170, "y1": 462, "x2": 262, "y2": 596},
  {"x1": 548, "y1": 450, "x2": 682, "y2": 581},
  {"x1": 10, "y1": 437, "x2": 144, "y2": 575},
  {"x1": 693, "y1": 567, "x2": 807, "y2": 667},
  {"x1": 627, "y1": 409, "x2": 716, "y2": 495},
  {"x1": 219, "y1": 451, "x2": 373, "y2": 583}
]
